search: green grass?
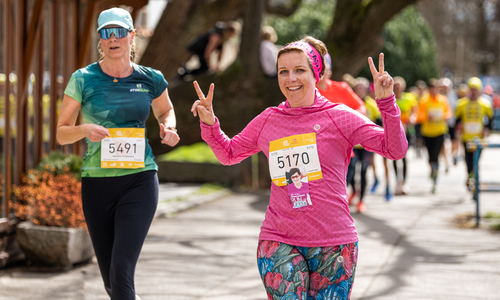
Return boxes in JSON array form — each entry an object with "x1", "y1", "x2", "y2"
[
  {"x1": 161, "y1": 183, "x2": 225, "y2": 203},
  {"x1": 483, "y1": 211, "x2": 500, "y2": 231},
  {"x1": 157, "y1": 142, "x2": 220, "y2": 164},
  {"x1": 484, "y1": 211, "x2": 500, "y2": 219}
]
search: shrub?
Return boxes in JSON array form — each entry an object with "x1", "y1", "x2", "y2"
[
  {"x1": 12, "y1": 152, "x2": 85, "y2": 229},
  {"x1": 36, "y1": 151, "x2": 83, "y2": 180}
]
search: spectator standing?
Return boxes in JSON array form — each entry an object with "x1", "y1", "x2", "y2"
[{"x1": 259, "y1": 25, "x2": 279, "y2": 78}]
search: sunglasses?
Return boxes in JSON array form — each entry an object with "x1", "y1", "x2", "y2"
[
  {"x1": 291, "y1": 174, "x2": 300, "y2": 179},
  {"x1": 98, "y1": 27, "x2": 131, "y2": 40}
]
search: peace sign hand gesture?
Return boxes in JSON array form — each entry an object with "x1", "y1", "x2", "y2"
[
  {"x1": 191, "y1": 81, "x2": 216, "y2": 126},
  {"x1": 368, "y1": 53, "x2": 394, "y2": 99}
]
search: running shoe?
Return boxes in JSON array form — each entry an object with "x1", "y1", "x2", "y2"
[
  {"x1": 357, "y1": 201, "x2": 366, "y2": 213},
  {"x1": 385, "y1": 187, "x2": 393, "y2": 201},
  {"x1": 370, "y1": 177, "x2": 379, "y2": 193}
]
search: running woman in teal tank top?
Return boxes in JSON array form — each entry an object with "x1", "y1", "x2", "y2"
[{"x1": 57, "y1": 8, "x2": 179, "y2": 300}]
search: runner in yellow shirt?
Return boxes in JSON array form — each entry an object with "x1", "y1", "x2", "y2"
[
  {"x1": 416, "y1": 78, "x2": 451, "y2": 193},
  {"x1": 455, "y1": 77, "x2": 494, "y2": 188},
  {"x1": 393, "y1": 76, "x2": 416, "y2": 195}
]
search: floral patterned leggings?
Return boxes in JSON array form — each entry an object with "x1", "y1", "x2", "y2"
[{"x1": 257, "y1": 240, "x2": 358, "y2": 300}]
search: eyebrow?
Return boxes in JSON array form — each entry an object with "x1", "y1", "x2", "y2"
[{"x1": 277, "y1": 64, "x2": 308, "y2": 70}]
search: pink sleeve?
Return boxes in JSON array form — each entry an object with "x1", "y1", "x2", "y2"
[
  {"x1": 335, "y1": 94, "x2": 408, "y2": 160},
  {"x1": 200, "y1": 113, "x2": 267, "y2": 165}
]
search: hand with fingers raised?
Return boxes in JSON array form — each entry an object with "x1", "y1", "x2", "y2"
[
  {"x1": 191, "y1": 81, "x2": 216, "y2": 126},
  {"x1": 368, "y1": 53, "x2": 394, "y2": 100}
]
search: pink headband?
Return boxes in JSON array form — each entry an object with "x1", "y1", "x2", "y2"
[{"x1": 283, "y1": 41, "x2": 323, "y2": 83}]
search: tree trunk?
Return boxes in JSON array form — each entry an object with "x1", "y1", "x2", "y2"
[
  {"x1": 145, "y1": 0, "x2": 283, "y2": 155},
  {"x1": 144, "y1": 0, "x2": 419, "y2": 156},
  {"x1": 326, "y1": 0, "x2": 418, "y2": 80},
  {"x1": 139, "y1": 0, "x2": 245, "y2": 81}
]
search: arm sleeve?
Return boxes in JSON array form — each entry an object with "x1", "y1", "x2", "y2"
[
  {"x1": 151, "y1": 68, "x2": 169, "y2": 98},
  {"x1": 339, "y1": 94, "x2": 408, "y2": 160},
  {"x1": 64, "y1": 70, "x2": 84, "y2": 103},
  {"x1": 200, "y1": 112, "x2": 269, "y2": 165}
]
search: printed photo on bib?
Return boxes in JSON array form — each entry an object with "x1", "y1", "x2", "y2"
[
  {"x1": 287, "y1": 167, "x2": 312, "y2": 209},
  {"x1": 269, "y1": 133, "x2": 322, "y2": 209}
]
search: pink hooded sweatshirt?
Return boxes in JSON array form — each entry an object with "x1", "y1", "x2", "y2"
[{"x1": 201, "y1": 90, "x2": 407, "y2": 247}]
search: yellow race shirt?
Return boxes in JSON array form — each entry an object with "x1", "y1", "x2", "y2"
[
  {"x1": 396, "y1": 92, "x2": 417, "y2": 125},
  {"x1": 364, "y1": 96, "x2": 381, "y2": 123},
  {"x1": 455, "y1": 97, "x2": 493, "y2": 142},
  {"x1": 416, "y1": 94, "x2": 451, "y2": 137}
]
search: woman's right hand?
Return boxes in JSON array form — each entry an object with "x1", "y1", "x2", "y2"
[
  {"x1": 80, "y1": 124, "x2": 109, "y2": 142},
  {"x1": 191, "y1": 81, "x2": 216, "y2": 126}
]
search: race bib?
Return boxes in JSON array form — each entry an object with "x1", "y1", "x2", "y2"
[
  {"x1": 269, "y1": 133, "x2": 322, "y2": 186},
  {"x1": 428, "y1": 108, "x2": 443, "y2": 122},
  {"x1": 101, "y1": 128, "x2": 146, "y2": 169},
  {"x1": 269, "y1": 133, "x2": 322, "y2": 209},
  {"x1": 464, "y1": 121, "x2": 482, "y2": 135}
]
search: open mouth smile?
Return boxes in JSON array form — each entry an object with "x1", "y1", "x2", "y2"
[{"x1": 288, "y1": 86, "x2": 302, "y2": 91}]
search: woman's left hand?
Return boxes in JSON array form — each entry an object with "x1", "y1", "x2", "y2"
[
  {"x1": 159, "y1": 123, "x2": 180, "y2": 147},
  {"x1": 368, "y1": 53, "x2": 394, "y2": 99}
]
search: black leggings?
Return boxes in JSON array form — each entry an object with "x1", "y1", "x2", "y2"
[
  {"x1": 347, "y1": 148, "x2": 374, "y2": 202},
  {"x1": 82, "y1": 170, "x2": 158, "y2": 300},
  {"x1": 393, "y1": 156, "x2": 407, "y2": 182},
  {"x1": 464, "y1": 142, "x2": 482, "y2": 175},
  {"x1": 423, "y1": 135, "x2": 444, "y2": 164}
]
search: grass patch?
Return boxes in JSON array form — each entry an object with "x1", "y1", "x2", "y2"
[
  {"x1": 484, "y1": 211, "x2": 500, "y2": 231},
  {"x1": 195, "y1": 183, "x2": 225, "y2": 195},
  {"x1": 161, "y1": 183, "x2": 225, "y2": 204},
  {"x1": 484, "y1": 211, "x2": 500, "y2": 219},
  {"x1": 158, "y1": 142, "x2": 219, "y2": 164},
  {"x1": 453, "y1": 211, "x2": 500, "y2": 231}
]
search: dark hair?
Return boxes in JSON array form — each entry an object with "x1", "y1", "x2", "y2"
[
  {"x1": 289, "y1": 168, "x2": 301, "y2": 177},
  {"x1": 277, "y1": 36, "x2": 328, "y2": 79},
  {"x1": 428, "y1": 78, "x2": 439, "y2": 88}
]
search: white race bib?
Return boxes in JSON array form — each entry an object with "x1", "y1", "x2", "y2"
[
  {"x1": 269, "y1": 133, "x2": 322, "y2": 187},
  {"x1": 464, "y1": 121, "x2": 482, "y2": 135},
  {"x1": 428, "y1": 108, "x2": 444, "y2": 122},
  {"x1": 101, "y1": 128, "x2": 146, "y2": 169}
]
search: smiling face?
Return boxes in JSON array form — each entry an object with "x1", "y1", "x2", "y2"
[
  {"x1": 277, "y1": 51, "x2": 317, "y2": 108},
  {"x1": 291, "y1": 171, "x2": 301, "y2": 184},
  {"x1": 100, "y1": 26, "x2": 135, "y2": 60}
]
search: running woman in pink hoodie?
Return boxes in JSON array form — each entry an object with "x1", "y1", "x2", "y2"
[{"x1": 191, "y1": 36, "x2": 407, "y2": 300}]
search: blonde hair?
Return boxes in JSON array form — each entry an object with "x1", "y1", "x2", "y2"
[
  {"x1": 277, "y1": 36, "x2": 328, "y2": 79},
  {"x1": 261, "y1": 25, "x2": 277, "y2": 43},
  {"x1": 393, "y1": 76, "x2": 406, "y2": 91}
]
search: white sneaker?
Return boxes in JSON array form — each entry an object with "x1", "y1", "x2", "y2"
[{"x1": 136, "y1": 296, "x2": 141, "y2": 300}]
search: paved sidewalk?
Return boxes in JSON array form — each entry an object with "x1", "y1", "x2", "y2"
[{"x1": 1, "y1": 139, "x2": 500, "y2": 299}]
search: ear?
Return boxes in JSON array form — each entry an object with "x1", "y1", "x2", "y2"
[{"x1": 130, "y1": 30, "x2": 136, "y2": 44}]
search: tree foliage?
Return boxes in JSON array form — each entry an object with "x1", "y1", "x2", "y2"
[
  {"x1": 267, "y1": 0, "x2": 336, "y2": 44},
  {"x1": 142, "y1": 0, "x2": 418, "y2": 154},
  {"x1": 356, "y1": 6, "x2": 439, "y2": 86}
]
